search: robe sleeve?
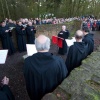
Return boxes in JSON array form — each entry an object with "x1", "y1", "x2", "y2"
[
  {"x1": 26, "y1": 27, "x2": 32, "y2": 35},
  {"x1": 16, "y1": 27, "x2": 25, "y2": 35},
  {"x1": 65, "y1": 46, "x2": 73, "y2": 73},
  {"x1": 57, "y1": 57, "x2": 68, "y2": 83},
  {"x1": 33, "y1": 26, "x2": 36, "y2": 34},
  {"x1": 1, "y1": 85, "x2": 15, "y2": 100}
]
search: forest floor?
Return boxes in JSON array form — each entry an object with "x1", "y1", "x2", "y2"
[{"x1": 0, "y1": 31, "x2": 100, "y2": 100}]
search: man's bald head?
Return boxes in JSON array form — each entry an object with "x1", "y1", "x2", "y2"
[
  {"x1": 75, "y1": 30, "x2": 84, "y2": 41},
  {"x1": 62, "y1": 25, "x2": 66, "y2": 31},
  {"x1": 28, "y1": 21, "x2": 32, "y2": 26},
  {"x1": 35, "y1": 35, "x2": 50, "y2": 52}
]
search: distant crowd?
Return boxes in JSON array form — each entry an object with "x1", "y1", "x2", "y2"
[
  {"x1": 82, "y1": 17, "x2": 100, "y2": 31},
  {"x1": 3, "y1": 17, "x2": 78, "y2": 26}
]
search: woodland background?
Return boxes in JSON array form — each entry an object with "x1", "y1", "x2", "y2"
[{"x1": 0, "y1": 0, "x2": 100, "y2": 19}]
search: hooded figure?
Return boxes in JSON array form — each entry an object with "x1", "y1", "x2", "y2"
[
  {"x1": 23, "y1": 35, "x2": 67, "y2": 100},
  {"x1": 26, "y1": 22, "x2": 36, "y2": 44},
  {"x1": 16, "y1": 21, "x2": 26, "y2": 52},
  {"x1": 65, "y1": 30, "x2": 88, "y2": 75},
  {"x1": 82, "y1": 26, "x2": 94, "y2": 55},
  {"x1": 0, "y1": 21, "x2": 15, "y2": 55}
]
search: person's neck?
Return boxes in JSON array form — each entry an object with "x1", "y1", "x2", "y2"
[
  {"x1": 76, "y1": 39, "x2": 82, "y2": 42},
  {"x1": 38, "y1": 50, "x2": 49, "y2": 53},
  {"x1": 85, "y1": 32, "x2": 88, "y2": 35}
]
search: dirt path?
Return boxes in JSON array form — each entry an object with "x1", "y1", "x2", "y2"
[{"x1": 0, "y1": 31, "x2": 100, "y2": 100}]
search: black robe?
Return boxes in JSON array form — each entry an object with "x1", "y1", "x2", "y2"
[
  {"x1": 58, "y1": 30, "x2": 70, "y2": 55},
  {"x1": 65, "y1": 42, "x2": 88, "y2": 75},
  {"x1": 0, "y1": 26, "x2": 15, "y2": 55},
  {"x1": 23, "y1": 52, "x2": 67, "y2": 100},
  {"x1": 16, "y1": 25, "x2": 26, "y2": 52},
  {"x1": 0, "y1": 85, "x2": 15, "y2": 100},
  {"x1": 26, "y1": 26, "x2": 36, "y2": 44},
  {"x1": 82, "y1": 33, "x2": 94, "y2": 55}
]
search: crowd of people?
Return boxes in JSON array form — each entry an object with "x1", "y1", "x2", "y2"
[
  {"x1": 0, "y1": 19, "x2": 36, "y2": 55},
  {"x1": 3, "y1": 17, "x2": 78, "y2": 25},
  {"x1": 0, "y1": 17, "x2": 95, "y2": 100},
  {"x1": 82, "y1": 17, "x2": 100, "y2": 31},
  {"x1": 0, "y1": 17, "x2": 80, "y2": 55}
]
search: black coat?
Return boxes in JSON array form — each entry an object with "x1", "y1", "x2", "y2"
[
  {"x1": 65, "y1": 42, "x2": 88, "y2": 75},
  {"x1": 26, "y1": 26, "x2": 36, "y2": 44},
  {"x1": 16, "y1": 25, "x2": 26, "y2": 52},
  {"x1": 23, "y1": 52, "x2": 67, "y2": 100},
  {"x1": 0, "y1": 26, "x2": 15, "y2": 55},
  {"x1": 58, "y1": 30, "x2": 70, "y2": 55},
  {"x1": 82, "y1": 33, "x2": 94, "y2": 55},
  {"x1": 0, "y1": 85, "x2": 15, "y2": 100}
]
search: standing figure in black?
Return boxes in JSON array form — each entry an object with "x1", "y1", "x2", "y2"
[
  {"x1": 26, "y1": 22, "x2": 36, "y2": 44},
  {"x1": 82, "y1": 26, "x2": 94, "y2": 55},
  {"x1": 0, "y1": 21, "x2": 15, "y2": 55},
  {"x1": 65, "y1": 30, "x2": 88, "y2": 75},
  {"x1": 58, "y1": 25, "x2": 70, "y2": 55},
  {"x1": 16, "y1": 21, "x2": 26, "y2": 52}
]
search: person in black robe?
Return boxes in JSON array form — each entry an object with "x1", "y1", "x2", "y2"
[
  {"x1": 58, "y1": 25, "x2": 70, "y2": 55},
  {"x1": 16, "y1": 21, "x2": 26, "y2": 52},
  {"x1": 0, "y1": 76, "x2": 15, "y2": 100},
  {"x1": 7, "y1": 19, "x2": 16, "y2": 28},
  {"x1": 0, "y1": 21, "x2": 15, "y2": 55},
  {"x1": 23, "y1": 35, "x2": 68, "y2": 100},
  {"x1": 82, "y1": 26, "x2": 94, "y2": 55},
  {"x1": 26, "y1": 22, "x2": 36, "y2": 44},
  {"x1": 65, "y1": 30, "x2": 88, "y2": 75}
]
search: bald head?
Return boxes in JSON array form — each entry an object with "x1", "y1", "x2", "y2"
[
  {"x1": 62, "y1": 25, "x2": 66, "y2": 31},
  {"x1": 28, "y1": 21, "x2": 32, "y2": 26},
  {"x1": 35, "y1": 35, "x2": 50, "y2": 52},
  {"x1": 75, "y1": 30, "x2": 84, "y2": 41}
]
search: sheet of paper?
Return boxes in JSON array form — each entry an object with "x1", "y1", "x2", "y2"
[
  {"x1": 26, "y1": 44, "x2": 37, "y2": 56},
  {"x1": 65, "y1": 39, "x2": 74, "y2": 47},
  {"x1": 72, "y1": 37, "x2": 76, "y2": 42},
  {"x1": 0, "y1": 50, "x2": 8, "y2": 64}
]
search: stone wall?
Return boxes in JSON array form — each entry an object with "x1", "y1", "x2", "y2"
[
  {"x1": 42, "y1": 46, "x2": 100, "y2": 100},
  {"x1": 0, "y1": 20, "x2": 81, "y2": 49}
]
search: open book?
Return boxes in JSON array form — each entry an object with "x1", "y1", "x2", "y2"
[
  {"x1": 65, "y1": 37, "x2": 76, "y2": 47},
  {"x1": 26, "y1": 44, "x2": 37, "y2": 56},
  {"x1": 0, "y1": 50, "x2": 8, "y2": 64}
]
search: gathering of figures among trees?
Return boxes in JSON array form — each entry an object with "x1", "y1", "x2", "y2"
[{"x1": 0, "y1": 0, "x2": 100, "y2": 100}]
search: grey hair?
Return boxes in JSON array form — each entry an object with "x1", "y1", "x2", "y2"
[{"x1": 35, "y1": 37, "x2": 50, "y2": 51}]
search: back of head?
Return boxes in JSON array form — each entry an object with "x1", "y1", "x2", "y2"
[
  {"x1": 35, "y1": 35, "x2": 50, "y2": 52},
  {"x1": 82, "y1": 26, "x2": 90, "y2": 32},
  {"x1": 75, "y1": 30, "x2": 84, "y2": 41},
  {"x1": 1, "y1": 21, "x2": 6, "y2": 27}
]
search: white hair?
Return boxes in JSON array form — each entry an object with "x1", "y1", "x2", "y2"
[
  {"x1": 62, "y1": 25, "x2": 66, "y2": 31},
  {"x1": 35, "y1": 36, "x2": 50, "y2": 51}
]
